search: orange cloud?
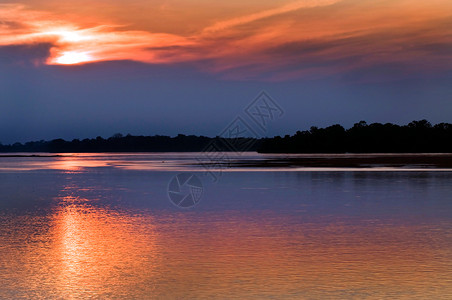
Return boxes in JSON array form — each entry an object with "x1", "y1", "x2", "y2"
[
  {"x1": 1, "y1": 1, "x2": 452, "y2": 81},
  {"x1": 202, "y1": 0, "x2": 340, "y2": 33},
  {"x1": 0, "y1": 4, "x2": 194, "y2": 65}
]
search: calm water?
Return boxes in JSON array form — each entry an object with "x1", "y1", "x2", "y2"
[{"x1": 1, "y1": 153, "x2": 452, "y2": 299}]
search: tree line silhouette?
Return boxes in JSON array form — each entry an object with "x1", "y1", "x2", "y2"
[
  {"x1": 0, "y1": 134, "x2": 259, "y2": 153},
  {"x1": 1, "y1": 120, "x2": 451, "y2": 153},
  {"x1": 259, "y1": 120, "x2": 452, "y2": 153}
]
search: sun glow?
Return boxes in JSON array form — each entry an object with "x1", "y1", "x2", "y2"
[
  {"x1": 55, "y1": 51, "x2": 92, "y2": 65},
  {"x1": 45, "y1": 28, "x2": 93, "y2": 43}
]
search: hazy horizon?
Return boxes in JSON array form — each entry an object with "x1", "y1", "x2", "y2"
[{"x1": 0, "y1": 118, "x2": 448, "y2": 145}]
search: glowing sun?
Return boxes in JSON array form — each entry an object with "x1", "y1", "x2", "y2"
[{"x1": 55, "y1": 51, "x2": 92, "y2": 65}]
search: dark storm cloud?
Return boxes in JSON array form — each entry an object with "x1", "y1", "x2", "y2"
[{"x1": 0, "y1": 43, "x2": 52, "y2": 65}]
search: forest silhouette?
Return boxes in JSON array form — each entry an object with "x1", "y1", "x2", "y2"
[
  {"x1": 259, "y1": 120, "x2": 452, "y2": 153},
  {"x1": 1, "y1": 120, "x2": 451, "y2": 153}
]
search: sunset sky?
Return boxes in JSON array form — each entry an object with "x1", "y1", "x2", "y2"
[{"x1": 1, "y1": 0, "x2": 452, "y2": 143}]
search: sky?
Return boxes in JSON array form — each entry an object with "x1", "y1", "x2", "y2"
[{"x1": 0, "y1": 0, "x2": 452, "y2": 143}]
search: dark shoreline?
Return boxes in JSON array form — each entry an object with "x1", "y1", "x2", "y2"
[
  {"x1": 0, "y1": 154, "x2": 63, "y2": 158},
  {"x1": 202, "y1": 153, "x2": 452, "y2": 169}
]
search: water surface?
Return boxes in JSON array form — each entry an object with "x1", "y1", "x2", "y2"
[{"x1": 1, "y1": 153, "x2": 452, "y2": 299}]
